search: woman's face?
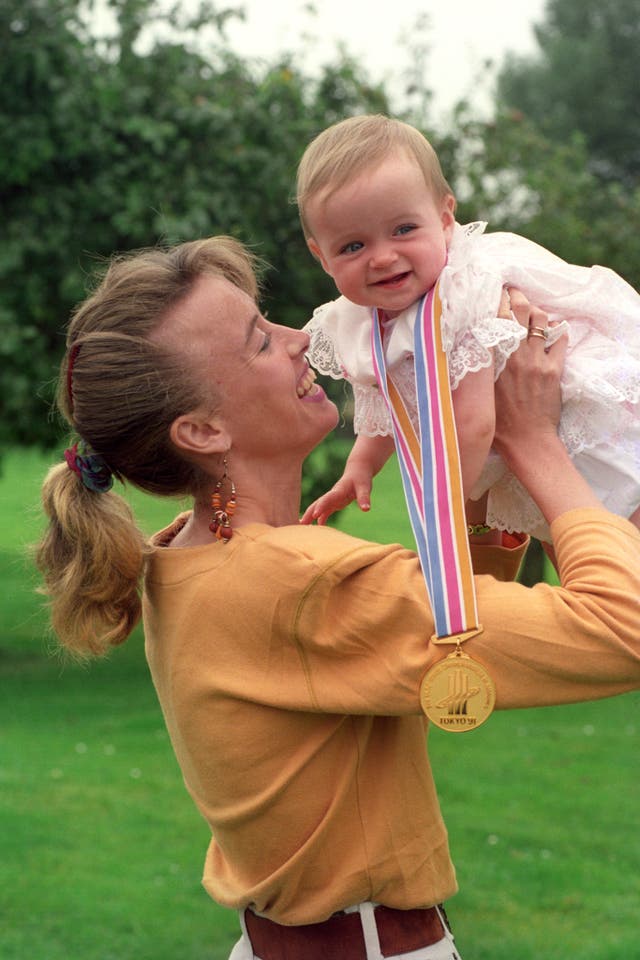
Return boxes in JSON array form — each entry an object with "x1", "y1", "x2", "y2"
[{"x1": 163, "y1": 273, "x2": 339, "y2": 460}]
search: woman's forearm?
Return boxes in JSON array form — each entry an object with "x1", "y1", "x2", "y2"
[{"x1": 500, "y1": 430, "x2": 602, "y2": 527}]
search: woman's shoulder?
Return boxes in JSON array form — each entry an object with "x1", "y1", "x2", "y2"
[
  {"x1": 229, "y1": 523, "x2": 424, "y2": 596},
  {"x1": 239, "y1": 521, "x2": 403, "y2": 568},
  {"x1": 144, "y1": 518, "x2": 397, "y2": 592}
]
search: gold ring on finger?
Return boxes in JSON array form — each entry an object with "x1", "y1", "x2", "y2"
[{"x1": 527, "y1": 326, "x2": 549, "y2": 341}]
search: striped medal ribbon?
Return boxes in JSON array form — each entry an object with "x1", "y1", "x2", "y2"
[{"x1": 371, "y1": 281, "x2": 495, "y2": 732}]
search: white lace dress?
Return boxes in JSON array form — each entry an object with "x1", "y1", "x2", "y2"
[{"x1": 305, "y1": 221, "x2": 640, "y2": 540}]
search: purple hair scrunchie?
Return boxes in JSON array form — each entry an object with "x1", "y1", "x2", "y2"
[{"x1": 64, "y1": 440, "x2": 114, "y2": 493}]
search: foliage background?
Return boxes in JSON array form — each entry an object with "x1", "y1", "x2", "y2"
[{"x1": 3, "y1": 0, "x2": 640, "y2": 459}]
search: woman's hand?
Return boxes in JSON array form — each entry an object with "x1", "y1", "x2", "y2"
[{"x1": 493, "y1": 288, "x2": 566, "y2": 455}]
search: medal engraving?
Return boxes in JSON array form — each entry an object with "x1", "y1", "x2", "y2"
[{"x1": 420, "y1": 650, "x2": 495, "y2": 732}]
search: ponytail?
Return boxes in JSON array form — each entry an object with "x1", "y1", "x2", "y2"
[{"x1": 36, "y1": 463, "x2": 149, "y2": 657}]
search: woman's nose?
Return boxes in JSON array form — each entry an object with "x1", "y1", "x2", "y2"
[{"x1": 286, "y1": 326, "x2": 310, "y2": 357}]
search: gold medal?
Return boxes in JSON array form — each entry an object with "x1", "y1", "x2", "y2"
[{"x1": 420, "y1": 648, "x2": 495, "y2": 733}]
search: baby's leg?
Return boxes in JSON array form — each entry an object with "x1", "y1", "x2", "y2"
[
  {"x1": 629, "y1": 504, "x2": 640, "y2": 530},
  {"x1": 452, "y1": 362, "x2": 496, "y2": 499}
]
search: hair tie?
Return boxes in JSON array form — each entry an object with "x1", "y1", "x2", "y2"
[{"x1": 64, "y1": 440, "x2": 114, "y2": 493}]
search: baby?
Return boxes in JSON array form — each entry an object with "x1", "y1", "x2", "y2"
[{"x1": 297, "y1": 114, "x2": 640, "y2": 540}]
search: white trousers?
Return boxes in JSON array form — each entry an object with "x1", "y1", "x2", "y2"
[{"x1": 228, "y1": 902, "x2": 462, "y2": 960}]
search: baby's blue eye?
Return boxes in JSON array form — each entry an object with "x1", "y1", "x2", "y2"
[
  {"x1": 340, "y1": 241, "x2": 363, "y2": 254},
  {"x1": 395, "y1": 223, "x2": 416, "y2": 236}
]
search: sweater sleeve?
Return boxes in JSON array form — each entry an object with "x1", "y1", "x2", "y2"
[{"x1": 291, "y1": 509, "x2": 640, "y2": 715}]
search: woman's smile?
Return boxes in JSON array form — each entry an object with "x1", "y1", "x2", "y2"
[{"x1": 296, "y1": 367, "x2": 319, "y2": 398}]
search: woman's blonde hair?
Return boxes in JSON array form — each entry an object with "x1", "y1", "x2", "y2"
[
  {"x1": 296, "y1": 114, "x2": 455, "y2": 238},
  {"x1": 36, "y1": 236, "x2": 259, "y2": 658}
]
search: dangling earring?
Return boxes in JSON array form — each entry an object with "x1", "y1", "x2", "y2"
[{"x1": 209, "y1": 456, "x2": 237, "y2": 543}]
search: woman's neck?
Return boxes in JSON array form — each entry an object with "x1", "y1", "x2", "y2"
[{"x1": 172, "y1": 463, "x2": 303, "y2": 547}]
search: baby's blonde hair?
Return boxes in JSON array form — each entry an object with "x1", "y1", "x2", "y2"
[{"x1": 296, "y1": 114, "x2": 454, "y2": 238}]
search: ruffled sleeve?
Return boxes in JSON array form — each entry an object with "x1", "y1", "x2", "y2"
[
  {"x1": 305, "y1": 297, "x2": 396, "y2": 437},
  {"x1": 439, "y1": 222, "x2": 528, "y2": 388},
  {"x1": 304, "y1": 297, "x2": 376, "y2": 383}
]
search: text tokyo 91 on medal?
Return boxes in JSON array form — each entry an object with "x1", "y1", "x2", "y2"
[{"x1": 420, "y1": 648, "x2": 496, "y2": 732}]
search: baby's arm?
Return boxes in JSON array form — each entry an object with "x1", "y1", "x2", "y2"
[
  {"x1": 300, "y1": 433, "x2": 395, "y2": 525},
  {"x1": 452, "y1": 361, "x2": 496, "y2": 499}
]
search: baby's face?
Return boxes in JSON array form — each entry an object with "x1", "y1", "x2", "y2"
[{"x1": 306, "y1": 152, "x2": 455, "y2": 317}]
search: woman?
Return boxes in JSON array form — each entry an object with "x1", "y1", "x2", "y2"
[{"x1": 37, "y1": 236, "x2": 640, "y2": 960}]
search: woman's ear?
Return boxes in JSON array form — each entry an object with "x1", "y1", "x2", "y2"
[{"x1": 170, "y1": 412, "x2": 229, "y2": 457}]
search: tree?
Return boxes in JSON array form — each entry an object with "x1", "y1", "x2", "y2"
[
  {"x1": 440, "y1": 106, "x2": 640, "y2": 292},
  {"x1": 0, "y1": 0, "x2": 390, "y2": 453},
  {"x1": 496, "y1": 0, "x2": 640, "y2": 185},
  {"x1": 433, "y1": 0, "x2": 640, "y2": 293}
]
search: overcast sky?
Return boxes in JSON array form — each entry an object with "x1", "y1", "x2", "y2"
[
  {"x1": 91, "y1": 0, "x2": 549, "y2": 120},
  {"x1": 222, "y1": 0, "x2": 548, "y2": 117}
]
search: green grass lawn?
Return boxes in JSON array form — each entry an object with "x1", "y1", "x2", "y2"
[{"x1": 2, "y1": 447, "x2": 639, "y2": 959}]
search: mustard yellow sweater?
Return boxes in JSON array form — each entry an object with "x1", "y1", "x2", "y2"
[{"x1": 143, "y1": 509, "x2": 640, "y2": 925}]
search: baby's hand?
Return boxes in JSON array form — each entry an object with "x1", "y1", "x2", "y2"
[{"x1": 300, "y1": 471, "x2": 372, "y2": 525}]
